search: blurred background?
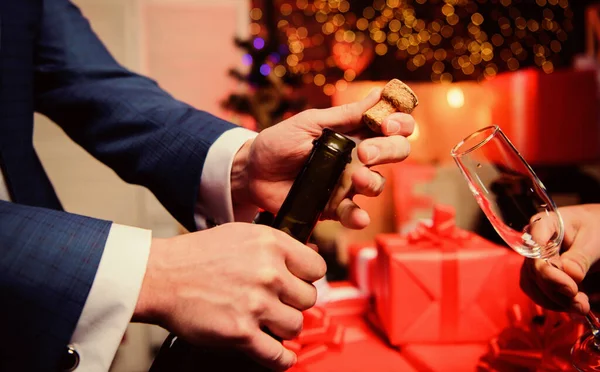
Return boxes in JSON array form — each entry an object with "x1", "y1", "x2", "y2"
[{"x1": 36, "y1": 0, "x2": 600, "y2": 370}]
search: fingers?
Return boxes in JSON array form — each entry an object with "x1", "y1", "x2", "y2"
[
  {"x1": 574, "y1": 292, "x2": 591, "y2": 315},
  {"x1": 279, "y1": 275, "x2": 318, "y2": 311},
  {"x1": 302, "y1": 89, "x2": 416, "y2": 137},
  {"x1": 321, "y1": 163, "x2": 378, "y2": 229},
  {"x1": 243, "y1": 331, "x2": 297, "y2": 371},
  {"x1": 351, "y1": 166, "x2": 386, "y2": 197},
  {"x1": 527, "y1": 211, "x2": 561, "y2": 248},
  {"x1": 519, "y1": 258, "x2": 588, "y2": 315},
  {"x1": 518, "y1": 206, "x2": 600, "y2": 316},
  {"x1": 555, "y1": 206, "x2": 598, "y2": 283},
  {"x1": 261, "y1": 302, "x2": 305, "y2": 340},
  {"x1": 345, "y1": 113, "x2": 416, "y2": 139},
  {"x1": 519, "y1": 259, "x2": 567, "y2": 311},
  {"x1": 306, "y1": 243, "x2": 319, "y2": 252},
  {"x1": 336, "y1": 198, "x2": 370, "y2": 229},
  {"x1": 356, "y1": 135, "x2": 411, "y2": 166},
  {"x1": 561, "y1": 240, "x2": 598, "y2": 284},
  {"x1": 533, "y1": 258, "x2": 577, "y2": 299},
  {"x1": 282, "y1": 239, "x2": 327, "y2": 283},
  {"x1": 380, "y1": 113, "x2": 416, "y2": 136},
  {"x1": 303, "y1": 88, "x2": 382, "y2": 133},
  {"x1": 319, "y1": 162, "x2": 374, "y2": 229}
]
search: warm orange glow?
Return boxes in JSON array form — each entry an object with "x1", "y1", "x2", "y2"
[
  {"x1": 408, "y1": 121, "x2": 420, "y2": 142},
  {"x1": 446, "y1": 87, "x2": 465, "y2": 108},
  {"x1": 333, "y1": 80, "x2": 493, "y2": 164}
]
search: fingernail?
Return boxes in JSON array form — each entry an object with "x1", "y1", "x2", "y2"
[
  {"x1": 385, "y1": 120, "x2": 401, "y2": 134},
  {"x1": 366, "y1": 146, "x2": 379, "y2": 162}
]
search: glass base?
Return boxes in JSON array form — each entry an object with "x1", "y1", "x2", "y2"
[{"x1": 572, "y1": 332, "x2": 600, "y2": 371}]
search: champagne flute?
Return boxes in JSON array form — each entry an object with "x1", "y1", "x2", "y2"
[{"x1": 451, "y1": 125, "x2": 600, "y2": 371}]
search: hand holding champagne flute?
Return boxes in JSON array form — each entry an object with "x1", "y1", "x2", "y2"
[{"x1": 451, "y1": 125, "x2": 600, "y2": 371}]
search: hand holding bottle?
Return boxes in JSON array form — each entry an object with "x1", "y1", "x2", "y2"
[
  {"x1": 134, "y1": 223, "x2": 326, "y2": 371},
  {"x1": 230, "y1": 88, "x2": 415, "y2": 230},
  {"x1": 144, "y1": 88, "x2": 416, "y2": 372}
]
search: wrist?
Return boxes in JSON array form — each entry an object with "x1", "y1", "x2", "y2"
[
  {"x1": 231, "y1": 138, "x2": 254, "y2": 208},
  {"x1": 133, "y1": 237, "x2": 172, "y2": 326}
]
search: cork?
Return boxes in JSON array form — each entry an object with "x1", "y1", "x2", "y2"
[{"x1": 363, "y1": 79, "x2": 418, "y2": 133}]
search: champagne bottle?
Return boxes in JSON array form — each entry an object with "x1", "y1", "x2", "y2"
[{"x1": 149, "y1": 128, "x2": 355, "y2": 371}]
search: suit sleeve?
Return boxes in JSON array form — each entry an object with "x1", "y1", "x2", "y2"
[
  {"x1": 33, "y1": 0, "x2": 240, "y2": 232},
  {"x1": 70, "y1": 224, "x2": 151, "y2": 372},
  {"x1": 0, "y1": 200, "x2": 111, "y2": 371},
  {"x1": 195, "y1": 127, "x2": 259, "y2": 229}
]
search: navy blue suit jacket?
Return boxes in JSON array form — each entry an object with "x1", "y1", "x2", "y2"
[{"x1": 0, "y1": 0, "x2": 238, "y2": 370}]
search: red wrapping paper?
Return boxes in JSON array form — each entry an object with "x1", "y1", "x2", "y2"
[
  {"x1": 401, "y1": 343, "x2": 489, "y2": 372},
  {"x1": 288, "y1": 305, "x2": 487, "y2": 372},
  {"x1": 389, "y1": 161, "x2": 436, "y2": 230},
  {"x1": 478, "y1": 303, "x2": 586, "y2": 372},
  {"x1": 282, "y1": 307, "x2": 339, "y2": 366},
  {"x1": 287, "y1": 303, "x2": 584, "y2": 372},
  {"x1": 485, "y1": 68, "x2": 599, "y2": 165},
  {"x1": 288, "y1": 331, "x2": 419, "y2": 372},
  {"x1": 372, "y1": 205, "x2": 529, "y2": 345},
  {"x1": 283, "y1": 281, "x2": 372, "y2": 368}
]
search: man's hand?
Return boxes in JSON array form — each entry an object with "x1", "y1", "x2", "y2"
[
  {"x1": 134, "y1": 223, "x2": 326, "y2": 371},
  {"x1": 520, "y1": 204, "x2": 600, "y2": 315},
  {"x1": 231, "y1": 88, "x2": 415, "y2": 229}
]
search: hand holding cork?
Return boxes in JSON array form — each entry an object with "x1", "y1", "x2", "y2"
[{"x1": 363, "y1": 79, "x2": 418, "y2": 133}]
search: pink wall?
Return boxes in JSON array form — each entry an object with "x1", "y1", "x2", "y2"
[{"x1": 141, "y1": 3, "x2": 242, "y2": 121}]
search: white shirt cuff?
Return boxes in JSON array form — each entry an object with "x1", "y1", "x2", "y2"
[
  {"x1": 70, "y1": 223, "x2": 151, "y2": 371},
  {"x1": 195, "y1": 127, "x2": 259, "y2": 229}
]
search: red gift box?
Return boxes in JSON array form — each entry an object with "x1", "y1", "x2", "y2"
[
  {"x1": 484, "y1": 68, "x2": 600, "y2": 165},
  {"x1": 372, "y1": 204, "x2": 529, "y2": 345},
  {"x1": 389, "y1": 161, "x2": 436, "y2": 231},
  {"x1": 288, "y1": 308, "x2": 488, "y2": 372}
]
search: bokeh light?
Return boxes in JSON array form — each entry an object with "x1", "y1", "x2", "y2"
[
  {"x1": 259, "y1": 64, "x2": 271, "y2": 76},
  {"x1": 446, "y1": 87, "x2": 465, "y2": 108},
  {"x1": 253, "y1": 37, "x2": 265, "y2": 50},
  {"x1": 250, "y1": 0, "x2": 574, "y2": 90}
]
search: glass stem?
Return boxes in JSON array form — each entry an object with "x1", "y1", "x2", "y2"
[
  {"x1": 586, "y1": 313, "x2": 600, "y2": 343},
  {"x1": 546, "y1": 254, "x2": 600, "y2": 344}
]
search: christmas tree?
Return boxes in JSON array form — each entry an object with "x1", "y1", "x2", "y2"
[{"x1": 221, "y1": 0, "x2": 308, "y2": 131}]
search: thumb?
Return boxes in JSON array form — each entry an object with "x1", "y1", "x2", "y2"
[
  {"x1": 560, "y1": 232, "x2": 598, "y2": 284},
  {"x1": 302, "y1": 88, "x2": 382, "y2": 133}
]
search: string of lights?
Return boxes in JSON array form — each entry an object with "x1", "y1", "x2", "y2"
[{"x1": 246, "y1": 0, "x2": 573, "y2": 96}]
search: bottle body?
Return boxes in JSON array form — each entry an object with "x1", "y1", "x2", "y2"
[{"x1": 149, "y1": 129, "x2": 355, "y2": 371}]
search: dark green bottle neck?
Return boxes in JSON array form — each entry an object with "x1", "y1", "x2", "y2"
[{"x1": 271, "y1": 129, "x2": 355, "y2": 244}]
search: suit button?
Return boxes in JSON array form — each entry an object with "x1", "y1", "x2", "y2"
[{"x1": 60, "y1": 345, "x2": 80, "y2": 371}]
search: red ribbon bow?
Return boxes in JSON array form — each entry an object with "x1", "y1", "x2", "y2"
[
  {"x1": 478, "y1": 303, "x2": 586, "y2": 372},
  {"x1": 406, "y1": 205, "x2": 470, "y2": 247},
  {"x1": 283, "y1": 307, "x2": 345, "y2": 365}
]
